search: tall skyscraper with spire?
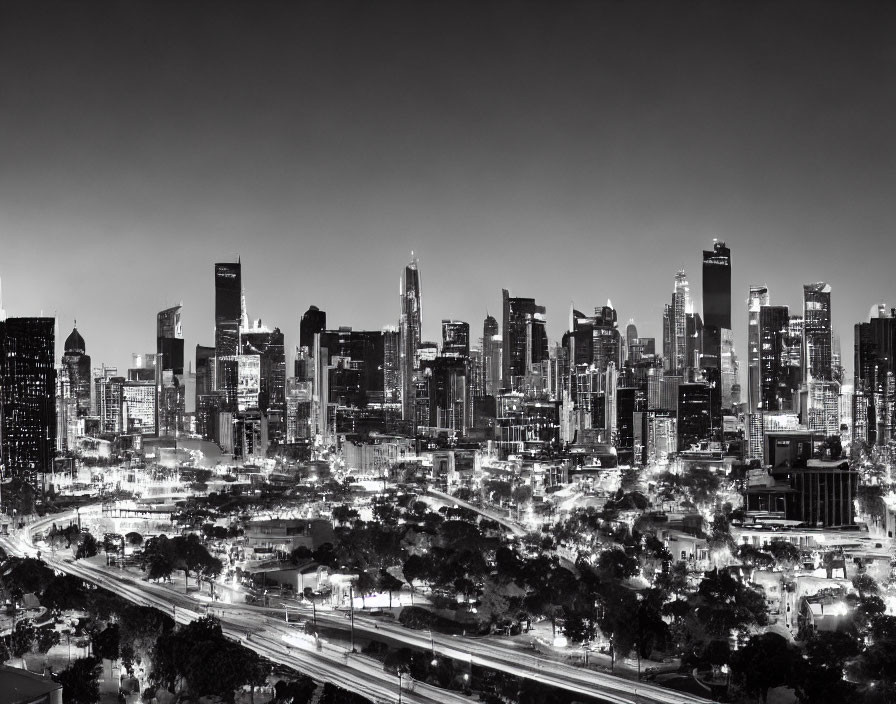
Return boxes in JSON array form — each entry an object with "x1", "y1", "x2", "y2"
[
  {"x1": 665, "y1": 270, "x2": 690, "y2": 375},
  {"x1": 400, "y1": 255, "x2": 422, "y2": 422}
]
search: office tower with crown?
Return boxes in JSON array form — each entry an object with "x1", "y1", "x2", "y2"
[{"x1": 62, "y1": 323, "x2": 91, "y2": 418}]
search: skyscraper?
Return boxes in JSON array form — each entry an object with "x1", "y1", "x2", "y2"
[
  {"x1": 747, "y1": 285, "x2": 770, "y2": 413},
  {"x1": 241, "y1": 323, "x2": 286, "y2": 440},
  {"x1": 759, "y1": 305, "x2": 792, "y2": 411},
  {"x1": 1, "y1": 318, "x2": 57, "y2": 484},
  {"x1": 854, "y1": 304, "x2": 896, "y2": 445},
  {"x1": 441, "y1": 320, "x2": 470, "y2": 358},
  {"x1": 625, "y1": 319, "x2": 638, "y2": 363},
  {"x1": 215, "y1": 262, "x2": 242, "y2": 357},
  {"x1": 482, "y1": 314, "x2": 500, "y2": 395},
  {"x1": 214, "y1": 261, "x2": 242, "y2": 414},
  {"x1": 400, "y1": 257, "x2": 422, "y2": 421},
  {"x1": 157, "y1": 305, "x2": 185, "y2": 436},
  {"x1": 667, "y1": 270, "x2": 690, "y2": 375},
  {"x1": 62, "y1": 323, "x2": 91, "y2": 417},
  {"x1": 502, "y1": 289, "x2": 548, "y2": 391},
  {"x1": 702, "y1": 240, "x2": 732, "y2": 330},
  {"x1": 300, "y1": 306, "x2": 326, "y2": 351},
  {"x1": 803, "y1": 282, "x2": 833, "y2": 382}
]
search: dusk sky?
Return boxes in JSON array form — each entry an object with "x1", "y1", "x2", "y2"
[{"x1": 2, "y1": 1, "x2": 895, "y2": 380}]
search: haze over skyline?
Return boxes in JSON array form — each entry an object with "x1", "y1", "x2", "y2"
[{"x1": 2, "y1": 1, "x2": 894, "y2": 377}]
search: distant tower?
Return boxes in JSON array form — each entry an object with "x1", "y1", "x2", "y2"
[
  {"x1": 747, "y1": 285, "x2": 770, "y2": 413},
  {"x1": 625, "y1": 319, "x2": 638, "y2": 363},
  {"x1": 482, "y1": 314, "x2": 500, "y2": 395},
  {"x1": 803, "y1": 282, "x2": 833, "y2": 382},
  {"x1": 441, "y1": 320, "x2": 470, "y2": 358},
  {"x1": 62, "y1": 322, "x2": 92, "y2": 417},
  {"x1": 502, "y1": 289, "x2": 548, "y2": 391},
  {"x1": 400, "y1": 256, "x2": 422, "y2": 421},
  {"x1": 157, "y1": 304, "x2": 185, "y2": 436},
  {"x1": 670, "y1": 271, "x2": 690, "y2": 375},
  {"x1": 214, "y1": 261, "x2": 241, "y2": 413},
  {"x1": 702, "y1": 240, "x2": 732, "y2": 330},
  {"x1": 300, "y1": 306, "x2": 327, "y2": 351}
]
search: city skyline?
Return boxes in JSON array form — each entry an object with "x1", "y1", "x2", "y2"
[{"x1": 2, "y1": 1, "x2": 895, "y2": 377}]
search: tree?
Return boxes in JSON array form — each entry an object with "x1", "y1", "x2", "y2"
[
  {"x1": 75, "y1": 532, "x2": 99, "y2": 560},
  {"x1": 53, "y1": 657, "x2": 102, "y2": 704},
  {"x1": 36, "y1": 626, "x2": 60, "y2": 654},
  {"x1": 377, "y1": 569, "x2": 405, "y2": 609},
  {"x1": 682, "y1": 569, "x2": 767, "y2": 657},
  {"x1": 766, "y1": 540, "x2": 802, "y2": 571},
  {"x1": 403, "y1": 554, "x2": 434, "y2": 592},
  {"x1": 797, "y1": 630, "x2": 860, "y2": 704},
  {"x1": 331, "y1": 505, "x2": 360, "y2": 526},
  {"x1": 853, "y1": 573, "x2": 879, "y2": 597},
  {"x1": 1, "y1": 556, "x2": 54, "y2": 595},
  {"x1": 271, "y1": 677, "x2": 317, "y2": 704},
  {"x1": 10, "y1": 621, "x2": 35, "y2": 658},
  {"x1": 41, "y1": 574, "x2": 89, "y2": 612},
  {"x1": 596, "y1": 547, "x2": 640, "y2": 581},
  {"x1": 91, "y1": 623, "x2": 120, "y2": 662},
  {"x1": 731, "y1": 632, "x2": 802, "y2": 703},
  {"x1": 140, "y1": 535, "x2": 176, "y2": 581}
]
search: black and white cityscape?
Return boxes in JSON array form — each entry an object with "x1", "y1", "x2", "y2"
[{"x1": 2, "y1": 2, "x2": 896, "y2": 704}]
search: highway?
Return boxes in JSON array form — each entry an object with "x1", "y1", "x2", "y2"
[{"x1": 3, "y1": 509, "x2": 717, "y2": 704}]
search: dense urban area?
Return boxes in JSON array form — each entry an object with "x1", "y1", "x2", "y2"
[{"x1": 1, "y1": 241, "x2": 895, "y2": 704}]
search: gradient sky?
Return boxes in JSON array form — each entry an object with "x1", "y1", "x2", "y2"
[{"x1": 1, "y1": 1, "x2": 895, "y2": 381}]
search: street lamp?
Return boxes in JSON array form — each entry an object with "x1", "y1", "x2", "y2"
[{"x1": 397, "y1": 670, "x2": 402, "y2": 704}]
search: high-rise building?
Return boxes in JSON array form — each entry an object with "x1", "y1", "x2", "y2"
[
  {"x1": 759, "y1": 305, "x2": 794, "y2": 412},
  {"x1": 61, "y1": 323, "x2": 91, "y2": 417},
  {"x1": 666, "y1": 271, "x2": 690, "y2": 375},
  {"x1": 400, "y1": 257, "x2": 422, "y2": 421},
  {"x1": 625, "y1": 320, "x2": 638, "y2": 363},
  {"x1": 677, "y1": 382, "x2": 711, "y2": 451},
  {"x1": 241, "y1": 322, "x2": 286, "y2": 440},
  {"x1": 502, "y1": 289, "x2": 548, "y2": 392},
  {"x1": 854, "y1": 304, "x2": 896, "y2": 445},
  {"x1": 157, "y1": 305, "x2": 185, "y2": 436},
  {"x1": 702, "y1": 240, "x2": 732, "y2": 330},
  {"x1": 482, "y1": 314, "x2": 500, "y2": 395},
  {"x1": 215, "y1": 262, "x2": 241, "y2": 357},
  {"x1": 0, "y1": 318, "x2": 56, "y2": 484},
  {"x1": 382, "y1": 326, "x2": 401, "y2": 403},
  {"x1": 747, "y1": 285, "x2": 770, "y2": 413},
  {"x1": 195, "y1": 345, "x2": 215, "y2": 403},
  {"x1": 300, "y1": 306, "x2": 326, "y2": 351},
  {"x1": 803, "y1": 282, "x2": 833, "y2": 382},
  {"x1": 441, "y1": 320, "x2": 470, "y2": 358}
]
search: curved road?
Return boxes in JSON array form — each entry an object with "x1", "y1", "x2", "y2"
[{"x1": 4, "y1": 508, "x2": 717, "y2": 704}]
